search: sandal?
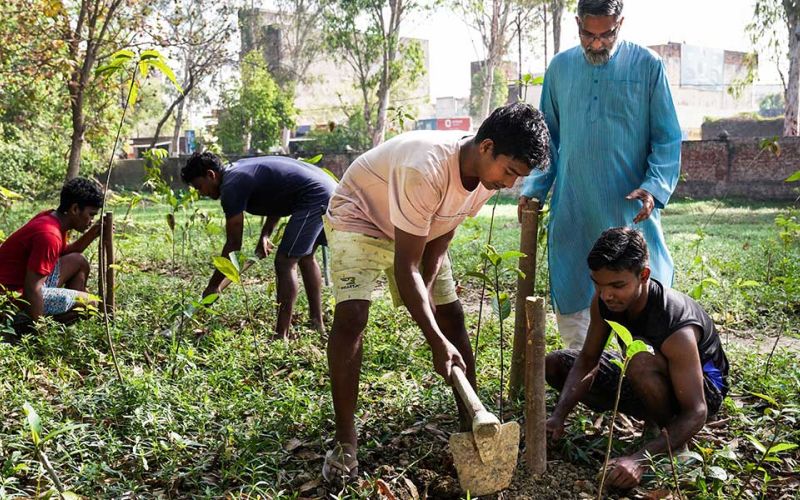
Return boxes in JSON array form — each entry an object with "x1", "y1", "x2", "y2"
[{"x1": 322, "y1": 442, "x2": 359, "y2": 484}]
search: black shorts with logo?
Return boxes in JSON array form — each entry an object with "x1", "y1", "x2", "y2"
[{"x1": 553, "y1": 349, "x2": 724, "y2": 420}]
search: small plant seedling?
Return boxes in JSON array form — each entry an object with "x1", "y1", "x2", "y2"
[
  {"x1": 596, "y1": 320, "x2": 654, "y2": 499},
  {"x1": 213, "y1": 251, "x2": 264, "y2": 374}
]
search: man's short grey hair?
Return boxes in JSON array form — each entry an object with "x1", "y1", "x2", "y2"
[{"x1": 577, "y1": 0, "x2": 623, "y2": 19}]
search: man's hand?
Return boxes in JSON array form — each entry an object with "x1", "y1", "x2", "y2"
[
  {"x1": 202, "y1": 284, "x2": 220, "y2": 298},
  {"x1": 255, "y1": 235, "x2": 274, "y2": 259},
  {"x1": 517, "y1": 195, "x2": 530, "y2": 223},
  {"x1": 546, "y1": 414, "x2": 566, "y2": 441},
  {"x1": 605, "y1": 455, "x2": 645, "y2": 489},
  {"x1": 88, "y1": 219, "x2": 103, "y2": 238},
  {"x1": 625, "y1": 189, "x2": 655, "y2": 224},
  {"x1": 430, "y1": 339, "x2": 466, "y2": 384}
]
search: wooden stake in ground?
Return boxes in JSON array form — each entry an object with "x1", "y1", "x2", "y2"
[
  {"x1": 98, "y1": 212, "x2": 115, "y2": 318},
  {"x1": 509, "y1": 198, "x2": 540, "y2": 399},
  {"x1": 524, "y1": 296, "x2": 547, "y2": 475}
]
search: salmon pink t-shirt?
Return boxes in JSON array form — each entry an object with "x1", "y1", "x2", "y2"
[
  {"x1": 327, "y1": 131, "x2": 494, "y2": 241},
  {"x1": 0, "y1": 211, "x2": 66, "y2": 292}
]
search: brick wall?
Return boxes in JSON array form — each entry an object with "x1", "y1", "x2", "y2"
[
  {"x1": 677, "y1": 137, "x2": 800, "y2": 200},
  {"x1": 105, "y1": 152, "x2": 361, "y2": 192},
  {"x1": 108, "y1": 143, "x2": 798, "y2": 201}
]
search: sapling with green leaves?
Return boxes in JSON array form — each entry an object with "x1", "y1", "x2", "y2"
[
  {"x1": 92, "y1": 47, "x2": 183, "y2": 383},
  {"x1": 22, "y1": 402, "x2": 85, "y2": 499},
  {"x1": 466, "y1": 243, "x2": 525, "y2": 409},
  {"x1": 596, "y1": 320, "x2": 654, "y2": 499},
  {"x1": 733, "y1": 393, "x2": 799, "y2": 500},
  {"x1": 213, "y1": 250, "x2": 264, "y2": 371}
]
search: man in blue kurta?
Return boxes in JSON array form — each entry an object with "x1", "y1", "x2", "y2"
[{"x1": 519, "y1": 0, "x2": 682, "y2": 349}]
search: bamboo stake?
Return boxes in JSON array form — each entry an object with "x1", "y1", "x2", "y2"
[
  {"x1": 509, "y1": 198, "x2": 540, "y2": 399},
  {"x1": 524, "y1": 296, "x2": 547, "y2": 475}
]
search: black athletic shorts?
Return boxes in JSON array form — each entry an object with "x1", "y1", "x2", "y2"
[{"x1": 553, "y1": 349, "x2": 724, "y2": 420}]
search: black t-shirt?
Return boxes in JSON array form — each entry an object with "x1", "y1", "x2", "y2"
[
  {"x1": 599, "y1": 279, "x2": 729, "y2": 393},
  {"x1": 219, "y1": 156, "x2": 337, "y2": 219}
]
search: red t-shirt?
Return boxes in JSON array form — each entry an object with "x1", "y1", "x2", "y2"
[{"x1": 0, "y1": 211, "x2": 67, "y2": 292}]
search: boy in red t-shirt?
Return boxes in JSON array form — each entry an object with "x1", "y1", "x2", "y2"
[{"x1": 0, "y1": 178, "x2": 105, "y2": 326}]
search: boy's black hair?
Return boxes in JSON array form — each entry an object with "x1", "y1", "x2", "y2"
[
  {"x1": 578, "y1": 0, "x2": 623, "y2": 18},
  {"x1": 587, "y1": 227, "x2": 649, "y2": 274},
  {"x1": 180, "y1": 151, "x2": 224, "y2": 184},
  {"x1": 474, "y1": 102, "x2": 550, "y2": 171},
  {"x1": 57, "y1": 178, "x2": 104, "y2": 213}
]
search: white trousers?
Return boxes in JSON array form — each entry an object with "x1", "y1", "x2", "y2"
[{"x1": 555, "y1": 307, "x2": 591, "y2": 349}]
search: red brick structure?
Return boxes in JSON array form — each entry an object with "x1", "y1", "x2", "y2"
[{"x1": 677, "y1": 137, "x2": 800, "y2": 200}]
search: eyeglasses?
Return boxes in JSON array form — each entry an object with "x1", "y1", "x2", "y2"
[{"x1": 578, "y1": 23, "x2": 620, "y2": 43}]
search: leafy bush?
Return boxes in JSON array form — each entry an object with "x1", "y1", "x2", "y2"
[{"x1": 303, "y1": 112, "x2": 370, "y2": 154}]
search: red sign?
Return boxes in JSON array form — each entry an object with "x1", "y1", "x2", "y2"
[{"x1": 436, "y1": 117, "x2": 472, "y2": 131}]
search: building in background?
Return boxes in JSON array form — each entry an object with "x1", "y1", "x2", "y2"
[
  {"x1": 238, "y1": 8, "x2": 433, "y2": 129},
  {"x1": 650, "y1": 42, "x2": 781, "y2": 138}
]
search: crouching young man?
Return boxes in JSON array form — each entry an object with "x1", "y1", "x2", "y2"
[
  {"x1": 0, "y1": 178, "x2": 104, "y2": 327},
  {"x1": 545, "y1": 227, "x2": 729, "y2": 489},
  {"x1": 322, "y1": 103, "x2": 550, "y2": 483}
]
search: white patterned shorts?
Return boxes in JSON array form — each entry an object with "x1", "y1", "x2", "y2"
[{"x1": 41, "y1": 259, "x2": 81, "y2": 315}]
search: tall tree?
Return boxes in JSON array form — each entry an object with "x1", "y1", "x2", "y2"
[
  {"x1": 215, "y1": 51, "x2": 296, "y2": 154},
  {"x1": 457, "y1": 0, "x2": 538, "y2": 121},
  {"x1": 271, "y1": 0, "x2": 327, "y2": 88},
  {"x1": 748, "y1": 0, "x2": 800, "y2": 136},
  {"x1": 60, "y1": 0, "x2": 148, "y2": 179},
  {"x1": 323, "y1": 0, "x2": 425, "y2": 146},
  {"x1": 147, "y1": 0, "x2": 235, "y2": 155},
  {"x1": 549, "y1": 0, "x2": 576, "y2": 55},
  {"x1": 1, "y1": 0, "x2": 147, "y2": 179}
]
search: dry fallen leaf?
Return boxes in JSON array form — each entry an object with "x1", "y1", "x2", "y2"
[
  {"x1": 298, "y1": 478, "x2": 321, "y2": 493},
  {"x1": 376, "y1": 479, "x2": 396, "y2": 500},
  {"x1": 284, "y1": 437, "x2": 303, "y2": 452}
]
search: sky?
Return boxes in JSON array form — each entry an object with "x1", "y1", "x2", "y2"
[{"x1": 401, "y1": 0, "x2": 781, "y2": 99}]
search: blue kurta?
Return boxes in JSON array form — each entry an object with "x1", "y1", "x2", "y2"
[{"x1": 520, "y1": 40, "x2": 682, "y2": 315}]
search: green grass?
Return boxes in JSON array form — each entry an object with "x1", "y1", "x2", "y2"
[{"x1": 0, "y1": 195, "x2": 798, "y2": 498}]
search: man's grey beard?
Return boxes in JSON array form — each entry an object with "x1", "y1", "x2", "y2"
[{"x1": 584, "y1": 46, "x2": 612, "y2": 65}]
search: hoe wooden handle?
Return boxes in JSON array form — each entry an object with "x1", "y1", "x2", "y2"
[{"x1": 451, "y1": 366, "x2": 501, "y2": 436}]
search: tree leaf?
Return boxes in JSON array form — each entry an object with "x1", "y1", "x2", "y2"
[
  {"x1": 227, "y1": 251, "x2": 242, "y2": 273},
  {"x1": 707, "y1": 465, "x2": 728, "y2": 481},
  {"x1": 213, "y1": 256, "x2": 240, "y2": 284},
  {"x1": 610, "y1": 358, "x2": 624, "y2": 370},
  {"x1": 745, "y1": 434, "x2": 767, "y2": 454},
  {"x1": 500, "y1": 250, "x2": 526, "y2": 260},
  {"x1": 126, "y1": 80, "x2": 139, "y2": 108},
  {"x1": 748, "y1": 391, "x2": 778, "y2": 407},
  {"x1": 465, "y1": 271, "x2": 491, "y2": 285},
  {"x1": 606, "y1": 320, "x2": 633, "y2": 347},
  {"x1": 491, "y1": 292, "x2": 511, "y2": 321},
  {"x1": 626, "y1": 339, "x2": 654, "y2": 358},
  {"x1": 200, "y1": 294, "x2": 219, "y2": 305},
  {"x1": 785, "y1": 170, "x2": 800, "y2": 182},
  {"x1": 145, "y1": 57, "x2": 183, "y2": 94},
  {"x1": 767, "y1": 442, "x2": 798, "y2": 454},
  {"x1": 301, "y1": 153, "x2": 323, "y2": 165},
  {"x1": 22, "y1": 402, "x2": 42, "y2": 447}
]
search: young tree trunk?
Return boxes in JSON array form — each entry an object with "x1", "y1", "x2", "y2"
[
  {"x1": 551, "y1": 0, "x2": 563, "y2": 54},
  {"x1": 371, "y1": 2, "x2": 402, "y2": 147},
  {"x1": 480, "y1": 62, "x2": 496, "y2": 120},
  {"x1": 784, "y1": 19, "x2": 800, "y2": 136},
  {"x1": 66, "y1": 88, "x2": 86, "y2": 180},
  {"x1": 170, "y1": 98, "x2": 186, "y2": 156}
]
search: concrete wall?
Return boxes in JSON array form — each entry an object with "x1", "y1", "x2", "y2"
[{"x1": 104, "y1": 153, "x2": 362, "y2": 192}]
